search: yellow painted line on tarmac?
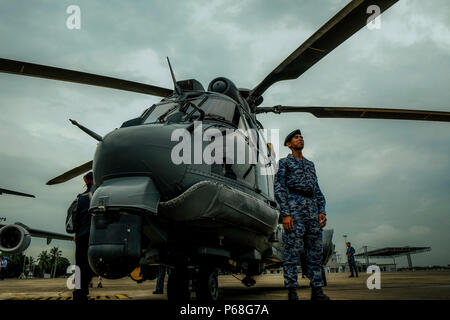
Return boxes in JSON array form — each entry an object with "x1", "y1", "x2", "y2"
[
  {"x1": 9, "y1": 294, "x2": 131, "y2": 301},
  {"x1": 89, "y1": 294, "x2": 131, "y2": 300}
]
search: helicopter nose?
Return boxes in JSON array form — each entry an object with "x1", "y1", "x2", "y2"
[
  {"x1": 88, "y1": 124, "x2": 188, "y2": 279},
  {"x1": 93, "y1": 124, "x2": 187, "y2": 201}
]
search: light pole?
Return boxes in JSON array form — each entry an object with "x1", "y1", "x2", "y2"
[
  {"x1": 343, "y1": 234, "x2": 348, "y2": 255},
  {"x1": 343, "y1": 235, "x2": 348, "y2": 272}
]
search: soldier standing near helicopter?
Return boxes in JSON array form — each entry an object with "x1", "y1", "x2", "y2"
[
  {"x1": 72, "y1": 172, "x2": 96, "y2": 302},
  {"x1": 274, "y1": 129, "x2": 330, "y2": 300}
]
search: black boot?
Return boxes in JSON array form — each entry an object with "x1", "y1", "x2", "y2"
[
  {"x1": 311, "y1": 287, "x2": 330, "y2": 300},
  {"x1": 73, "y1": 289, "x2": 89, "y2": 302},
  {"x1": 288, "y1": 288, "x2": 299, "y2": 300}
]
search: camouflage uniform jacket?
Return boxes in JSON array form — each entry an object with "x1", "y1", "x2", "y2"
[{"x1": 274, "y1": 154, "x2": 326, "y2": 218}]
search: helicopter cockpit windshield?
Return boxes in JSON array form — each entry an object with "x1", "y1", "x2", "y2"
[
  {"x1": 187, "y1": 96, "x2": 240, "y2": 126},
  {"x1": 143, "y1": 101, "x2": 180, "y2": 124},
  {"x1": 143, "y1": 98, "x2": 205, "y2": 124},
  {"x1": 143, "y1": 96, "x2": 241, "y2": 127},
  {"x1": 197, "y1": 97, "x2": 240, "y2": 127}
]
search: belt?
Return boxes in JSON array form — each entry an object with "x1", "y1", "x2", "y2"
[{"x1": 288, "y1": 187, "x2": 314, "y2": 198}]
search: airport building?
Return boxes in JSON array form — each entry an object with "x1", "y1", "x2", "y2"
[
  {"x1": 326, "y1": 246, "x2": 431, "y2": 273},
  {"x1": 259, "y1": 246, "x2": 432, "y2": 275}
]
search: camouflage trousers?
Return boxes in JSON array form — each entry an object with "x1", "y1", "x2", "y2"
[{"x1": 282, "y1": 213, "x2": 324, "y2": 288}]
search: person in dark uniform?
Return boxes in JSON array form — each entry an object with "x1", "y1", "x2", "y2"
[
  {"x1": 346, "y1": 242, "x2": 359, "y2": 278},
  {"x1": 274, "y1": 129, "x2": 330, "y2": 300},
  {"x1": 97, "y1": 276, "x2": 103, "y2": 288},
  {"x1": 0, "y1": 257, "x2": 7, "y2": 280},
  {"x1": 153, "y1": 265, "x2": 166, "y2": 294},
  {"x1": 72, "y1": 172, "x2": 96, "y2": 302}
]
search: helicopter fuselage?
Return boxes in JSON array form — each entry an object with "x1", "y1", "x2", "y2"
[{"x1": 87, "y1": 82, "x2": 284, "y2": 278}]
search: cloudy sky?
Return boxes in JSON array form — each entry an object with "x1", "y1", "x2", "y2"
[{"x1": 0, "y1": 0, "x2": 449, "y2": 268}]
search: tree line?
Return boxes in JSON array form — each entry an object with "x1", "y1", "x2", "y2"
[{"x1": 1, "y1": 247, "x2": 71, "y2": 278}]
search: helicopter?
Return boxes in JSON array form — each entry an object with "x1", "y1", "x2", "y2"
[
  {"x1": 0, "y1": 188, "x2": 73, "y2": 254},
  {"x1": 0, "y1": 0, "x2": 449, "y2": 301}
]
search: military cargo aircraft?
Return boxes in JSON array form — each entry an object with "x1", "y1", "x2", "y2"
[{"x1": 0, "y1": 188, "x2": 72, "y2": 253}]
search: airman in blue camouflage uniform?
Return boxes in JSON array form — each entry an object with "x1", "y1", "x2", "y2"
[
  {"x1": 274, "y1": 129, "x2": 330, "y2": 300},
  {"x1": 346, "y1": 242, "x2": 359, "y2": 278}
]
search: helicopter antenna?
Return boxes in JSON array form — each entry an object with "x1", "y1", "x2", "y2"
[{"x1": 167, "y1": 57, "x2": 182, "y2": 95}]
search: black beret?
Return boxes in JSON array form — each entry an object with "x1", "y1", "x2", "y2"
[
  {"x1": 83, "y1": 171, "x2": 93, "y2": 181},
  {"x1": 284, "y1": 129, "x2": 302, "y2": 146}
]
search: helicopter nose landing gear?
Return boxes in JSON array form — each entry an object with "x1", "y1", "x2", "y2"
[
  {"x1": 167, "y1": 264, "x2": 220, "y2": 301},
  {"x1": 167, "y1": 264, "x2": 191, "y2": 301}
]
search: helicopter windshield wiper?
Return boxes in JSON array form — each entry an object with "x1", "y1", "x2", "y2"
[
  {"x1": 157, "y1": 103, "x2": 180, "y2": 122},
  {"x1": 204, "y1": 115, "x2": 226, "y2": 121},
  {"x1": 186, "y1": 101, "x2": 206, "y2": 132},
  {"x1": 185, "y1": 101, "x2": 206, "y2": 121},
  {"x1": 203, "y1": 115, "x2": 237, "y2": 127}
]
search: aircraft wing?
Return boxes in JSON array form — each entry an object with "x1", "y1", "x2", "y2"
[{"x1": 0, "y1": 222, "x2": 73, "y2": 242}]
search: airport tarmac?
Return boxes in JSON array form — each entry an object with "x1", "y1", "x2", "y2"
[{"x1": 1, "y1": 270, "x2": 449, "y2": 300}]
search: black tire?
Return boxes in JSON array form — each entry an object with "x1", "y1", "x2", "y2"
[
  {"x1": 167, "y1": 266, "x2": 190, "y2": 301},
  {"x1": 195, "y1": 267, "x2": 219, "y2": 301}
]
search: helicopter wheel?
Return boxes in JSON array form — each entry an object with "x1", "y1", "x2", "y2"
[
  {"x1": 195, "y1": 266, "x2": 219, "y2": 301},
  {"x1": 167, "y1": 265, "x2": 191, "y2": 301}
]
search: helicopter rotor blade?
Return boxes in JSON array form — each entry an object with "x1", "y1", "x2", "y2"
[
  {"x1": 46, "y1": 160, "x2": 93, "y2": 185},
  {"x1": 248, "y1": 0, "x2": 398, "y2": 107},
  {"x1": 255, "y1": 106, "x2": 450, "y2": 122},
  {"x1": 0, "y1": 188, "x2": 35, "y2": 198},
  {"x1": 0, "y1": 58, "x2": 172, "y2": 97}
]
